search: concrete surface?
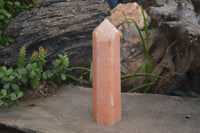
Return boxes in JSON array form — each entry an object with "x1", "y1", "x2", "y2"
[{"x1": 0, "y1": 85, "x2": 200, "y2": 133}]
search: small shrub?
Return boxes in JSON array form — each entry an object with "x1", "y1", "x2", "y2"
[
  {"x1": 43, "y1": 54, "x2": 69, "y2": 84},
  {"x1": 0, "y1": 46, "x2": 92, "y2": 107},
  {"x1": 27, "y1": 46, "x2": 47, "y2": 90}
]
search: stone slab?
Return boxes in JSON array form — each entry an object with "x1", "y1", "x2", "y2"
[{"x1": 0, "y1": 86, "x2": 200, "y2": 133}]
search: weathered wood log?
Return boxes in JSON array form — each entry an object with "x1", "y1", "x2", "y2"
[
  {"x1": 147, "y1": 0, "x2": 200, "y2": 93},
  {"x1": 0, "y1": 0, "x2": 110, "y2": 68},
  {"x1": 109, "y1": 1, "x2": 200, "y2": 93},
  {"x1": 191, "y1": 0, "x2": 200, "y2": 14}
]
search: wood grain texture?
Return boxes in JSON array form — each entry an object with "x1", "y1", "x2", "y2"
[{"x1": 0, "y1": 0, "x2": 110, "y2": 68}]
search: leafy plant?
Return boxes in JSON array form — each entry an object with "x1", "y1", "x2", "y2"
[
  {"x1": 0, "y1": 1, "x2": 15, "y2": 46},
  {"x1": 27, "y1": 46, "x2": 47, "y2": 90},
  {"x1": 43, "y1": 54, "x2": 69, "y2": 84},
  {"x1": 117, "y1": 7, "x2": 161, "y2": 93},
  {"x1": 30, "y1": 46, "x2": 47, "y2": 69},
  {"x1": 26, "y1": 63, "x2": 40, "y2": 90},
  {"x1": 0, "y1": 0, "x2": 34, "y2": 46},
  {"x1": 0, "y1": 66, "x2": 24, "y2": 107},
  {"x1": 43, "y1": 54, "x2": 91, "y2": 85},
  {"x1": 0, "y1": 45, "x2": 30, "y2": 106},
  {"x1": 0, "y1": 45, "x2": 93, "y2": 107}
]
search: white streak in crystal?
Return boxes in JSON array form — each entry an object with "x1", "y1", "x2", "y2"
[{"x1": 110, "y1": 94, "x2": 114, "y2": 106}]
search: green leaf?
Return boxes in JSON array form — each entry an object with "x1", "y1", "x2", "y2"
[
  {"x1": 26, "y1": 63, "x2": 32, "y2": 71},
  {"x1": 5, "y1": 13, "x2": 12, "y2": 18},
  {"x1": 15, "y1": 2, "x2": 20, "y2": 6},
  {"x1": 59, "y1": 66, "x2": 64, "y2": 70},
  {"x1": 58, "y1": 54, "x2": 63, "y2": 58},
  {"x1": 2, "y1": 66, "x2": 7, "y2": 72},
  {"x1": 21, "y1": 76, "x2": 28, "y2": 84},
  {"x1": 148, "y1": 58, "x2": 154, "y2": 73},
  {"x1": 66, "y1": 75, "x2": 91, "y2": 85},
  {"x1": 145, "y1": 57, "x2": 154, "y2": 84},
  {"x1": 10, "y1": 93, "x2": 17, "y2": 101},
  {"x1": 69, "y1": 67, "x2": 90, "y2": 72},
  {"x1": 17, "y1": 91, "x2": 23, "y2": 98},
  {"x1": 144, "y1": 78, "x2": 158, "y2": 93},
  {"x1": 12, "y1": 72, "x2": 19, "y2": 77},
  {"x1": 42, "y1": 72, "x2": 47, "y2": 79},
  {"x1": 32, "y1": 63, "x2": 37, "y2": 69},
  {"x1": 64, "y1": 54, "x2": 67, "y2": 58},
  {"x1": 28, "y1": 4, "x2": 33, "y2": 8},
  {"x1": 35, "y1": 68, "x2": 41, "y2": 72},
  {"x1": 121, "y1": 73, "x2": 165, "y2": 80},
  {"x1": 129, "y1": 81, "x2": 155, "y2": 92},
  {"x1": 4, "y1": 83, "x2": 10, "y2": 89},
  {"x1": 188, "y1": 91, "x2": 200, "y2": 98},
  {"x1": 4, "y1": 19, "x2": 11, "y2": 24},
  {"x1": 1, "y1": 89, "x2": 7, "y2": 96},
  {"x1": 9, "y1": 75, "x2": 15, "y2": 81},
  {"x1": 0, "y1": 100, "x2": 3, "y2": 106},
  {"x1": 7, "y1": 37, "x2": 15, "y2": 43},
  {"x1": 142, "y1": 7, "x2": 149, "y2": 50},
  {"x1": 11, "y1": 83, "x2": 19, "y2": 90},
  {"x1": 56, "y1": 59, "x2": 61, "y2": 64},
  {"x1": 61, "y1": 73, "x2": 66, "y2": 81},
  {"x1": 30, "y1": 70, "x2": 36, "y2": 78},
  {"x1": 8, "y1": 102, "x2": 14, "y2": 108},
  {"x1": 3, "y1": 102, "x2": 8, "y2": 107},
  {"x1": 46, "y1": 70, "x2": 53, "y2": 78},
  {"x1": 2, "y1": 76, "x2": 9, "y2": 82},
  {"x1": 128, "y1": 18, "x2": 148, "y2": 59},
  {"x1": 172, "y1": 90, "x2": 188, "y2": 97},
  {"x1": 133, "y1": 62, "x2": 146, "y2": 74},
  {"x1": 122, "y1": 63, "x2": 147, "y2": 83},
  {"x1": 6, "y1": 1, "x2": 13, "y2": 5},
  {"x1": 18, "y1": 68, "x2": 27, "y2": 74},
  {"x1": 43, "y1": 71, "x2": 53, "y2": 79},
  {"x1": 9, "y1": 67, "x2": 14, "y2": 71}
]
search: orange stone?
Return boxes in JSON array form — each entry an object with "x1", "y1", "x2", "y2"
[
  {"x1": 107, "y1": 3, "x2": 149, "y2": 31},
  {"x1": 92, "y1": 19, "x2": 121, "y2": 125}
]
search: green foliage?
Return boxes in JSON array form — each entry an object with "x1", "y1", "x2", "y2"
[
  {"x1": 27, "y1": 46, "x2": 47, "y2": 90},
  {"x1": 172, "y1": 90, "x2": 200, "y2": 98},
  {"x1": 117, "y1": 7, "x2": 162, "y2": 93},
  {"x1": 18, "y1": 45, "x2": 26, "y2": 68},
  {"x1": 43, "y1": 54, "x2": 92, "y2": 85},
  {"x1": 0, "y1": 0, "x2": 34, "y2": 46},
  {"x1": 30, "y1": 46, "x2": 47, "y2": 69},
  {"x1": 0, "y1": 46, "x2": 47, "y2": 107},
  {"x1": 44, "y1": 54, "x2": 69, "y2": 84},
  {"x1": 0, "y1": 66, "x2": 24, "y2": 107},
  {"x1": 26, "y1": 63, "x2": 40, "y2": 90},
  {"x1": 0, "y1": 45, "x2": 93, "y2": 107}
]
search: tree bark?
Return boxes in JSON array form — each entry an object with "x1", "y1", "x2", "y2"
[{"x1": 0, "y1": 0, "x2": 110, "y2": 68}]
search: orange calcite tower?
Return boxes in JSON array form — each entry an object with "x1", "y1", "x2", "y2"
[{"x1": 92, "y1": 19, "x2": 121, "y2": 125}]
